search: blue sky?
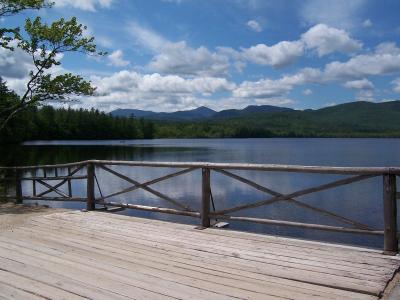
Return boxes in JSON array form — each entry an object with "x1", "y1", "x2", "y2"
[{"x1": 2, "y1": 0, "x2": 400, "y2": 112}]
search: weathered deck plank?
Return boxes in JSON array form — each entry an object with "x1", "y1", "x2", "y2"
[{"x1": 0, "y1": 210, "x2": 399, "y2": 299}]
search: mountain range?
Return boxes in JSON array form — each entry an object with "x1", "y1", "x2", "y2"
[
  {"x1": 110, "y1": 105, "x2": 293, "y2": 120},
  {"x1": 111, "y1": 100, "x2": 400, "y2": 137}
]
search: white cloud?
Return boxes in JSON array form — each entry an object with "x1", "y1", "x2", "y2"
[
  {"x1": 300, "y1": 0, "x2": 366, "y2": 29},
  {"x1": 303, "y1": 89, "x2": 312, "y2": 95},
  {"x1": 88, "y1": 70, "x2": 236, "y2": 111},
  {"x1": 234, "y1": 42, "x2": 400, "y2": 103},
  {"x1": 233, "y1": 78, "x2": 293, "y2": 99},
  {"x1": 362, "y1": 19, "x2": 372, "y2": 28},
  {"x1": 241, "y1": 24, "x2": 361, "y2": 69},
  {"x1": 392, "y1": 78, "x2": 400, "y2": 93},
  {"x1": 301, "y1": 24, "x2": 362, "y2": 56},
  {"x1": 129, "y1": 23, "x2": 167, "y2": 51},
  {"x1": 343, "y1": 78, "x2": 374, "y2": 90},
  {"x1": 375, "y1": 42, "x2": 400, "y2": 55},
  {"x1": 128, "y1": 22, "x2": 369, "y2": 76},
  {"x1": 107, "y1": 50, "x2": 130, "y2": 67},
  {"x1": 324, "y1": 52, "x2": 400, "y2": 80},
  {"x1": 129, "y1": 23, "x2": 230, "y2": 76},
  {"x1": 242, "y1": 41, "x2": 304, "y2": 68},
  {"x1": 53, "y1": 0, "x2": 112, "y2": 11},
  {"x1": 231, "y1": 68, "x2": 323, "y2": 101},
  {"x1": 246, "y1": 20, "x2": 262, "y2": 32},
  {"x1": 148, "y1": 41, "x2": 230, "y2": 76},
  {"x1": 0, "y1": 46, "x2": 33, "y2": 79}
]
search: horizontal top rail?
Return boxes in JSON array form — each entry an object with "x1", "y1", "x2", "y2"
[{"x1": 0, "y1": 159, "x2": 400, "y2": 175}]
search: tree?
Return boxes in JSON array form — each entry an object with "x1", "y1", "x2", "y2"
[{"x1": 0, "y1": 0, "x2": 104, "y2": 131}]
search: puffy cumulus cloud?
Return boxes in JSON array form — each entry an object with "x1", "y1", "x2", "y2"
[
  {"x1": 300, "y1": 0, "x2": 366, "y2": 30},
  {"x1": 107, "y1": 50, "x2": 130, "y2": 67},
  {"x1": 392, "y1": 78, "x2": 400, "y2": 93},
  {"x1": 232, "y1": 68, "x2": 323, "y2": 100},
  {"x1": 246, "y1": 20, "x2": 262, "y2": 32},
  {"x1": 233, "y1": 42, "x2": 400, "y2": 103},
  {"x1": 89, "y1": 70, "x2": 236, "y2": 111},
  {"x1": 53, "y1": 0, "x2": 112, "y2": 11},
  {"x1": 241, "y1": 24, "x2": 361, "y2": 69},
  {"x1": 343, "y1": 78, "x2": 374, "y2": 90},
  {"x1": 301, "y1": 24, "x2": 362, "y2": 56},
  {"x1": 375, "y1": 42, "x2": 400, "y2": 55},
  {"x1": 242, "y1": 41, "x2": 304, "y2": 68},
  {"x1": 148, "y1": 41, "x2": 230, "y2": 76},
  {"x1": 324, "y1": 52, "x2": 400, "y2": 80}
]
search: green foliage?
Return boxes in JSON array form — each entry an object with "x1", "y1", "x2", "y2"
[
  {"x1": 0, "y1": 0, "x2": 51, "y2": 49},
  {"x1": 0, "y1": 2, "x2": 105, "y2": 130},
  {"x1": 16, "y1": 16, "x2": 102, "y2": 103},
  {"x1": 0, "y1": 0, "x2": 51, "y2": 16}
]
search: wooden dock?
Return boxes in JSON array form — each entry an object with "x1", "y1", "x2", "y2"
[{"x1": 0, "y1": 209, "x2": 399, "y2": 300}]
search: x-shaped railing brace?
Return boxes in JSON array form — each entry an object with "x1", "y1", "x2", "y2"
[
  {"x1": 211, "y1": 169, "x2": 376, "y2": 231},
  {"x1": 97, "y1": 165, "x2": 198, "y2": 211},
  {"x1": 36, "y1": 165, "x2": 84, "y2": 198}
]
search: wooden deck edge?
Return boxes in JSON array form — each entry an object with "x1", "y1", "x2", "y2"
[
  {"x1": 85, "y1": 209, "x2": 396, "y2": 258},
  {"x1": 208, "y1": 227, "x2": 398, "y2": 257},
  {"x1": 381, "y1": 269, "x2": 400, "y2": 299}
]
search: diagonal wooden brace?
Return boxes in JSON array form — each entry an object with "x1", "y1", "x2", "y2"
[
  {"x1": 99, "y1": 165, "x2": 192, "y2": 210},
  {"x1": 214, "y1": 169, "x2": 373, "y2": 230},
  {"x1": 212, "y1": 172, "x2": 377, "y2": 216}
]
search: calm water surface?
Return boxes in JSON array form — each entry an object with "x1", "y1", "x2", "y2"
[{"x1": 1, "y1": 138, "x2": 400, "y2": 249}]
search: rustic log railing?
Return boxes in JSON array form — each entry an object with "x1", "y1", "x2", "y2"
[{"x1": 0, "y1": 160, "x2": 399, "y2": 254}]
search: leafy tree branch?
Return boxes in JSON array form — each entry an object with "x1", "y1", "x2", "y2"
[{"x1": 0, "y1": 1, "x2": 105, "y2": 131}]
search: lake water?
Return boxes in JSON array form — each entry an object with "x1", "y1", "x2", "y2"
[{"x1": 1, "y1": 138, "x2": 400, "y2": 249}]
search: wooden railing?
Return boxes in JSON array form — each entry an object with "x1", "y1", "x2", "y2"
[{"x1": 1, "y1": 160, "x2": 399, "y2": 254}]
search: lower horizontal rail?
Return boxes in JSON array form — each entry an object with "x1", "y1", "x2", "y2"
[
  {"x1": 1, "y1": 195, "x2": 86, "y2": 202},
  {"x1": 21, "y1": 175, "x2": 87, "y2": 181},
  {"x1": 21, "y1": 196, "x2": 86, "y2": 202},
  {"x1": 101, "y1": 201, "x2": 201, "y2": 218},
  {"x1": 213, "y1": 215, "x2": 384, "y2": 235}
]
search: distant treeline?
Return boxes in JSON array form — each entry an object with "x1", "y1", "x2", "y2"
[
  {"x1": 153, "y1": 101, "x2": 400, "y2": 138},
  {"x1": 3, "y1": 101, "x2": 400, "y2": 144},
  {"x1": 0, "y1": 106, "x2": 155, "y2": 144}
]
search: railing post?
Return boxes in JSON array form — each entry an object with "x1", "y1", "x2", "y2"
[
  {"x1": 201, "y1": 168, "x2": 211, "y2": 228},
  {"x1": 15, "y1": 169, "x2": 22, "y2": 204},
  {"x1": 383, "y1": 174, "x2": 397, "y2": 255},
  {"x1": 86, "y1": 162, "x2": 95, "y2": 211}
]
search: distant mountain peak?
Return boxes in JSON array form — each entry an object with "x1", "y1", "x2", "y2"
[
  {"x1": 110, "y1": 104, "x2": 292, "y2": 120},
  {"x1": 193, "y1": 106, "x2": 215, "y2": 112}
]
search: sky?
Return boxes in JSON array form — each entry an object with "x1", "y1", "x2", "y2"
[{"x1": 1, "y1": 0, "x2": 400, "y2": 112}]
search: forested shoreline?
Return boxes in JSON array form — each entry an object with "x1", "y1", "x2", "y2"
[
  {"x1": 2, "y1": 103, "x2": 400, "y2": 145},
  {"x1": 0, "y1": 106, "x2": 155, "y2": 144}
]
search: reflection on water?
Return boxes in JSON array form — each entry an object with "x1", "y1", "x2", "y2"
[{"x1": 2, "y1": 138, "x2": 400, "y2": 249}]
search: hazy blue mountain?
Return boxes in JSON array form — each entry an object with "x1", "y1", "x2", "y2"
[
  {"x1": 110, "y1": 108, "x2": 154, "y2": 118},
  {"x1": 149, "y1": 106, "x2": 217, "y2": 120},
  {"x1": 110, "y1": 104, "x2": 292, "y2": 120},
  {"x1": 213, "y1": 105, "x2": 293, "y2": 118}
]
